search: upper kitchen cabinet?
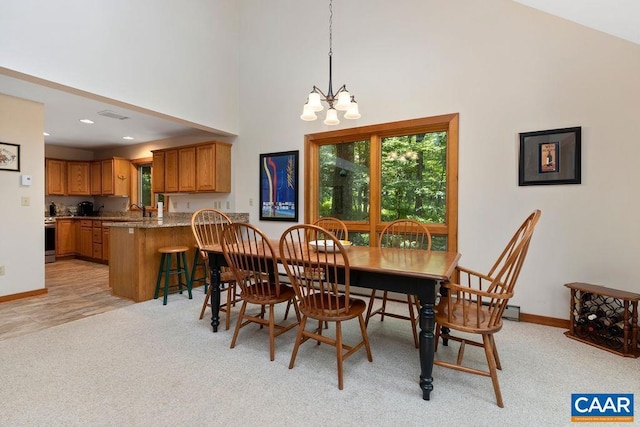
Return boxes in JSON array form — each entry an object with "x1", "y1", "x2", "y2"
[
  {"x1": 90, "y1": 161, "x2": 102, "y2": 195},
  {"x1": 178, "y1": 147, "x2": 196, "y2": 192},
  {"x1": 197, "y1": 143, "x2": 231, "y2": 192},
  {"x1": 67, "y1": 161, "x2": 91, "y2": 196},
  {"x1": 89, "y1": 158, "x2": 131, "y2": 196},
  {"x1": 101, "y1": 158, "x2": 131, "y2": 196},
  {"x1": 151, "y1": 151, "x2": 165, "y2": 193},
  {"x1": 151, "y1": 141, "x2": 231, "y2": 194},
  {"x1": 45, "y1": 158, "x2": 66, "y2": 195}
]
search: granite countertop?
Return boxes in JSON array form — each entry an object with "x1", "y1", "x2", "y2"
[{"x1": 103, "y1": 212, "x2": 249, "y2": 228}]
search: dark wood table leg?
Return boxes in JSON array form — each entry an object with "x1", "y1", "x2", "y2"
[
  {"x1": 208, "y1": 263, "x2": 221, "y2": 333},
  {"x1": 418, "y1": 285, "x2": 436, "y2": 400}
]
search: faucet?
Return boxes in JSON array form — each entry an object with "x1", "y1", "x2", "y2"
[{"x1": 130, "y1": 204, "x2": 146, "y2": 218}]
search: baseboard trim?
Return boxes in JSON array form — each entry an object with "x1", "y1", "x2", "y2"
[
  {"x1": 0, "y1": 288, "x2": 48, "y2": 303},
  {"x1": 520, "y1": 312, "x2": 569, "y2": 329}
]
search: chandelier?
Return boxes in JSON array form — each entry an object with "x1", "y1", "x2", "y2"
[{"x1": 300, "y1": 0, "x2": 360, "y2": 125}]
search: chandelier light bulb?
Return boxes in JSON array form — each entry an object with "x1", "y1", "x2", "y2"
[
  {"x1": 300, "y1": 104, "x2": 318, "y2": 121},
  {"x1": 344, "y1": 99, "x2": 361, "y2": 120},
  {"x1": 335, "y1": 91, "x2": 351, "y2": 111},
  {"x1": 307, "y1": 92, "x2": 324, "y2": 112},
  {"x1": 323, "y1": 108, "x2": 340, "y2": 125}
]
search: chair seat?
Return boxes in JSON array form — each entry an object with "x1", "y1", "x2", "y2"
[
  {"x1": 302, "y1": 295, "x2": 366, "y2": 321},
  {"x1": 242, "y1": 283, "x2": 296, "y2": 305},
  {"x1": 436, "y1": 299, "x2": 504, "y2": 335}
]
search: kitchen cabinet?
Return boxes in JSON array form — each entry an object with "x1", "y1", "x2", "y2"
[
  {"x1": 196, "y1": 143, "x2": 231, "y2": 192},
  {"x1": 46, "y1": 159, "x2": 66, "y2": 195},
  {"x1": 102, "y1": 158, "x2": 131, "y2": 196},
  {"x1": 151, "y1": 141, "x2": 231, "y2": 194},
  {"x1": 67, "y1": 161, "x2": 91, "y2": 196},
  {"x1": 178, "y1": 147, "x2": 196, "y2": 192},
  {"x1": 164, "y1": 149, "x2": 179, "y2": 192},
  {"x1": 102, "y1": 227, "x2": 110, "y2": 261},
  {"x1": 92, "y1": 220, "x2": 103, "y2": 259},
  {"x1": 90, "y1": 161, "x2": 102, "y2": 195},
  {"x1": 55, "y1": 219, "x2": 77, "y2": 256},
  {"x1": 152, "y1": 151, "x2": 165, "y2": 193},
  {"x1": 79, "y1": 220, "x2": 93, "y2": 258}
]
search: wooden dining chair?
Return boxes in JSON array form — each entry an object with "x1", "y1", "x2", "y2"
[
  {"x1": 313, "y1": 217, "x2": 349, "y2": 241},
  {"x1": 191, "y1": 208, "x2": 240, "y2": 330},
  {"x1": 283, "y1": 217, "x2": 349, "y2": 321},
  {"x1": 365, "y1": 219, "x2": 431, "y2": 348},
  {"x1": 434, "y1": 209, "x2": 541, "y2": 408},
  {"x1": 280, "y1": 224, "x2": 373, "y2": 390},
  {"x1": 221, "y1": 222, "x2": 300, "y2": 361}
]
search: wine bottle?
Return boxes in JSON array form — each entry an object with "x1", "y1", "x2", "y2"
[{"x1": 607, "y1": 321, "x2": 625, "y2": 338}]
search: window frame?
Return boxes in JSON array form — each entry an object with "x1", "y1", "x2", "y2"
[
  {"x1": 304, "y1": 113, "x2": 459, "y2": 251},
  {"x1": 130, "y1": 157, "x2": 159, "y2": 210}
]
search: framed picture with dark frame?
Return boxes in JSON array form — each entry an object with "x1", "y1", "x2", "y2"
[
  {"x1": 518, "y1": 127, "x2": 581, "y2": 186},
  {"x1": 0, "y1": 142, "x2": 20, "y2": 172},
  {"x1": 259, "y1": 150, "x2": 299, "y2": 221}
]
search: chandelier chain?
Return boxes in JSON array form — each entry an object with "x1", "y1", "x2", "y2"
[{"x1": 329, "y1": 0, "x2": 333, "y2": 57}]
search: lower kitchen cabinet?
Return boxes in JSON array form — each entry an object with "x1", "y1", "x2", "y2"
[{"x1": 55, "y1": 219, "x2": 77, "y2": 256}]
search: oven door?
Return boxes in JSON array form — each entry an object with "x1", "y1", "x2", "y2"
[{"x1": 45, "y1": 223, "x2": 56, "y2": 263}]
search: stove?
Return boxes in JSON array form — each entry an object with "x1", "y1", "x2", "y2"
[{"x1": 45, "y1": 218, "x2": 56, "y2": 263}]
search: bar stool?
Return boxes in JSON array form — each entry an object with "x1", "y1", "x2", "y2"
[
  {"x1": 154, "y1": 246, "x2": 192, "y2": 305},
  {"x1": 190, "y1": 245, "x2": 209, "y2": 293}
]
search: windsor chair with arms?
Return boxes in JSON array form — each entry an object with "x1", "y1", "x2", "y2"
[{"x1": 434, "y1": 209, "x2": 541, "y2": 408}]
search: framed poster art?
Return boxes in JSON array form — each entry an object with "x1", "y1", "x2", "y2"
[
  {"x1": 259, "y1": 150, "x2": 299, "y2": 221},
  {"x1": 518, "y1": 127, "x2": 581, "y2": 186},
  {"x1": 0, "y1": 142, "x2": 20, "y2": 172}
]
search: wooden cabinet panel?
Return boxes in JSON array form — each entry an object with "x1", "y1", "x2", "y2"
[
  {"x1": 79, "y1": 224, "x2": 93, "y2": 258},
  {"x1": 55, "y1": 219, "x2": 77, "y2": 256},
  {"x1": 196, "y1": 143, "x2": 231, "y2": 192},
  {"x1": 46, "y1": 159, "x2": 66, "y2": 195},
  {"x1": 102, "y1": 227, "x2": 110, "y2": 261},
  {"x1": 164, "y1": 149, "x2": 179, "y2": 192},
  {"x1": 90, "y1": 161, "x2": 102, "y2": 195},
  {"x1": 152, "y1": 151, "x2": 165, "y2": 193},
  {"x1": 101, "y1": 159, "x2": 114, "y2": 195},
  {"x1": 67, "y1": 161, "x2": 91, "y2": 195},
  {"x1": 178, "y1": 147, "x2": 196, "y2": 192}
]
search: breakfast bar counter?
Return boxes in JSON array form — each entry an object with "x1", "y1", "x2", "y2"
[{"x1": 106, "y1": 213, "x2": 248, "y2": 302}]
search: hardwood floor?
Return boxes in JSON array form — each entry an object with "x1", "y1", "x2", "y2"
[{"x1": 0, "y1": 259, "x2": 134, "y2": 341}]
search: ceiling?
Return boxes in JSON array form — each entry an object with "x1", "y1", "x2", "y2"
[{"x1": 1, "y1": 1, "x2": 638, "y2": 151}]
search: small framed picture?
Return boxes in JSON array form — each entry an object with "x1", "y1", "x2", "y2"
[
  {"x1": 259, "y1": 150, "x2": 299, "y2": 221},
  {"x1": 0, "y1": 142, "x2": 20, "y2": 172},
  {"x1": 519, "y1": 127, "x2": 581, "y2": 186}
]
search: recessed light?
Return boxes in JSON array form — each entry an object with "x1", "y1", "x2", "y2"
[
  {"x1": 43, "y1": 132, "x2": 50, "y2": 136},
  {"x1": 79, "y1": 119, "x2": 94, "y2": 124},
  {"x1": 122, "y1": 136, "x2": 134, "y2": 140}
]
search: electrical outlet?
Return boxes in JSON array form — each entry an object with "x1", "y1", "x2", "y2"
[
  {"x1": 0, "y1": 265, "x2": 5, "y2": 276},
  {"x1": 187, "y1": 202, "x2": 190, "y2": 209},
  {"x1": 172, "y1": 202, "x2": 177, "y2": 209},
  {"x1": 249, "y1": 198, "x2": 253, "y2": 206},
  {"x1": 226, "y1": 201, "x2": 230, "y2": 209},
  {"x1": 21, "y1": 196, "x2": 30, "y2": 206}
]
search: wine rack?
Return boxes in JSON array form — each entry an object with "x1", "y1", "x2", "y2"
[{"x1": 565, "y1": 282, "x2": 640, "y2": 358}]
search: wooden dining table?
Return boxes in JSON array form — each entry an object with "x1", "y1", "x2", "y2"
[{"x1": 203, "y1": 242, "x2": 461, "y2": 401}]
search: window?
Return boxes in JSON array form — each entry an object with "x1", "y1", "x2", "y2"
[
  {"x1": 305, "y1": 114, "x2": 458, "y2": 251},
  {"x1": 131, "y1": 158, "x2": 163, "y2": 208}
]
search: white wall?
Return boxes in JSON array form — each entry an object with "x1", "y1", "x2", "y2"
[
  {"x1": 235, "y1": 0, "x2": 640, "y2": 319},
  {"x1": 0, "y1": 93, "x2": 45, "y2": 297},
  {"x1": 0, "y1": 0, "x2": 240, "y2": 135}
]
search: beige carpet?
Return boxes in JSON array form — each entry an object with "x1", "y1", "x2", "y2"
[{"x1": 0, "y1": 294, "x2": 638, "y2": 426}]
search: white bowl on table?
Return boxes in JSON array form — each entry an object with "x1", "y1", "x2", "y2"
[{"x1": 309, "y1": 239, "x2": 353, "y2": 252}]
